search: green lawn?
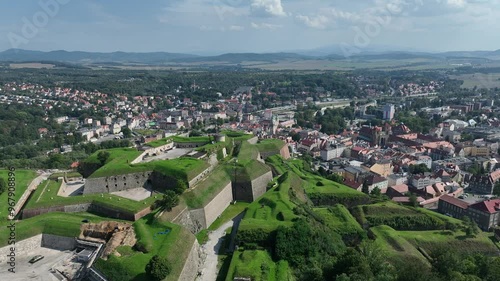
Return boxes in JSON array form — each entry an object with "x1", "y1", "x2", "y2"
[
  {"x1": 239, "y1": 173, "x2": 297, "y2": 232},
  {"x1": 86, "y1": 147, "x2": 210, "y2": 182},
  {"x1": 0, "y1": 212, "x2": 119, "y2": 247},
  {"x1": 172, "y1": 136, "x2": 211, "y2": 143},
  {"x1": 237, "y1": 142, "x2": 259, "y2": 165},
  {"x1": 209, "y1": 202, "x2": 250, "y2": 231},
  {"x1": 88, "y1": 148, "x2": 145, "y2": 178},
  {"x1": 0, "y1": 169, "x2": 37, "y2": 221},
  {"x1": 94, "y1": 216, "x2": 195, "y2": 281},
  {"x1": 370, "y1": 225, "x2": 500, "y2": 261},
  {"x1": 223, "y1": 131, "x2": 254, "y2": 141},
  {"x1": 48, "y1": 171, "x2": 82, "y2": 180},
  {"x1": 255, "y1": 139, "x2": 285, "y2": 154},
  {"x1": 182, "y1": 165, "x2": 231, "y2": 209},
  {"x1": 314, "y1": 205, "x2": 366, "y2": 238},
  {"x1": 24, "y1": 179, "x2": 158, "y2": 213},
  {"x1": 145, "y1": 137, "x2": 173, "y2": 148},
  {"x1": 225, "y1": 250, "x2": 292, "y2": 281}
]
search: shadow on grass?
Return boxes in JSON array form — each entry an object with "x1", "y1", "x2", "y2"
[
  {"x1": 216, "y1": 254, "x2": 233, "y2": 281},
  {"x1": 131, "y1": 273, "x2": 149, "y2": 281}
]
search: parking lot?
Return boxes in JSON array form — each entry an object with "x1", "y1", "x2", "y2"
[
  {"x1": 0, "y1": 247, "x2": 74, "y2": 281},
  {"x1": 460, "y1": 193, "x2": 488, "y2": 205}
]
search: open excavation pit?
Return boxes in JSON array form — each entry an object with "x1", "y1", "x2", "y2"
[{"x1": 79, "y1": 221, "x2": 137, "y2": 259}]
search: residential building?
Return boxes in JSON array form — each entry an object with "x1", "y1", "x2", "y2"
[{"x1": 467, "y1": 170, "x2": 500, "y2": 195}]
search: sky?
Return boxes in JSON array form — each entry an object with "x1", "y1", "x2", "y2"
[{"x1": 0, "y1": 0, "x2": 499, "y2": 55}]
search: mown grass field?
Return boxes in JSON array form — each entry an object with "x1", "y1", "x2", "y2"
[
  {"x1": 225, "y1": 250, "x2": 292, "y2": 281},
  {"x1": 94, "y1": 215, "x2": 195, "y2": 281},
  {"x1": 0, "y1": 169, "x2": 37, "y2": 221},
  {"x1": 24, "y1": 179, "x2": 158, "y2": 213}
]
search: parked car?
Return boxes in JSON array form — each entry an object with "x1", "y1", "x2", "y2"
[{"x1": 29, "y1": 255, "x2": 44, "y2": 264}]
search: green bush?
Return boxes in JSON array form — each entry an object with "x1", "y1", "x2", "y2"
[
  {"x1": 237, "y1": 228, "x2": 275, "y2": 247},
  {"x1": 145, "y1": 255, "x2": 171, "y2": 281}
]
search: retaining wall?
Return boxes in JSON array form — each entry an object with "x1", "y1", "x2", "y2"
[
  {"x1": 0, "y1": 234, "x2": 43, "y2": 263},
  {"x1": 251, "y1": 171, "x2": 273, "y2": 201},
  {"x1": 41, "y1": 234, "x2": 76, "y2": 251},
  {"x1": 0, "y1": 234, "x2": 76, "y2": 264},
  {"x1": 188, "y1": 182, "x2": 235, "y2": 230},
  {"x1": 22, "y1": 203, "x2": 151, "y2": 221},
  {"x1": 178, "y1": 240, "x2": 203, "y2": 281},
  {"x1": 84, "y1": 172, "x2": 153, "y2": 195}
]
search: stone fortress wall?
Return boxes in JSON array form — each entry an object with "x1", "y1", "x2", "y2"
[
  {"x1": 0, "y1": 234, "x2": 76, "y2": 264},
  {"x1": 22, "y1": 202, "x2": 151, "y2": 221},
  {"x1": 189, "y1": 181, "x2": 234, "y2": 230},
  {"x1": 83, "y1": 171, "x2": 153, "y2": 195}
]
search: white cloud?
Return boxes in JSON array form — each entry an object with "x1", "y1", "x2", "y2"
[
  {"x1": 250, "y1": 22, "x2": 282, "y2": 30},
  {"x1": 228, "y1": 25, "x2": 245, "y2": 31},
  {"x1": 296, "y1": 14, "x2": 330, "y2": 29},
  {"x1": 447, "y1": 0, "x2": 467, "y2": 8},
  {"x1": 250, "y1": 0, "x2": 286, "y2": 17}
]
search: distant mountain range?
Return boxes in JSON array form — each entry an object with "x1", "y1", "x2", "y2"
[{"x1": 1, "y1": 48, "x2": 499, "y2": 65}]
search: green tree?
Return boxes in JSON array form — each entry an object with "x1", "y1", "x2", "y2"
[
  {"x1": 362, "y1": 180, "x2": 369, "y2": 194},
  {"x1": 493, "y1": 181, "x2": 500, "y2": 197},
  {"x1": 0, "y1": 177, "x2": 6, "y2": 195},
  {"x1": 371, "y1": 187, "x2": 382, "y2": 197},
  {"x1": 97, "y1": 151, "x2": 110, "y2": 165},
  {"x1": 145, "y1": 255, "x2": 171, "y2": 281},
  {"x1": 463, "y1": 217, "x2": 481, "y2": 237},
  {"x1": 409, "y1": 193, "x2": 419, "y2": 207},
  {"x1": 161, "y1": 190, "x2": 179, "y2": 211},
  {"x1": 121, "y1": 126, "x2": 132, "y2": 138}
]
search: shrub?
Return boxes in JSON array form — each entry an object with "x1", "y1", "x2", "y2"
[{"x1": 145, "y1": 255, "x2": 171, "y2": 281}]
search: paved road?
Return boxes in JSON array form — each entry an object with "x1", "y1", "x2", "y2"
[{"x1": 197, "y1": 213, "x2": 245, "y2": 281}]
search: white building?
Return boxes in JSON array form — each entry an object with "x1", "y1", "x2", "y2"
[{"x1": 383, "y1": 104, "x2": 395, "y2": 121}]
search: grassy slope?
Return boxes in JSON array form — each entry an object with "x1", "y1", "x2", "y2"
[
  {"x1": 95, "y1": 216, "x2": 195, "y2": 281},
  {"x1": 145, "y1": 137, "x2": 173, "y2": 148},
  {"x1": 0, "y1": 212, "x2": 119, "y2": 247},
  {"x1": 87, "y1": 147, "x2": 209, "y2": 181},
  {"x1": 255, "y1": 139, "x2": 285, "y2": 154},
  {"x1": 239, "y1": 173, "x2": 296, "y2": 232},
  {"x1": 370, "y1": 225, "x2": 499, "y2": 261},
  {"x1": 225, "y1": 250, "x2": 292, "y2": 281},
  {"x1": 314, "y1": 205, "x2": 365, "y2": 238},
  {"x1": 24, "y1": 179, "x2": 158, "y2": 213},
  {"x1": 0, "y1": 169, "x2": 37, "y2": 221},
  {"x1": 182, "y1": 165, "x2": 231, "y2": 209}
]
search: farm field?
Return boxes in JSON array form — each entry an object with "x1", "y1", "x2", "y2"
[{"x1": 450, "y1": 73, "x2": 500, "y2": 89}]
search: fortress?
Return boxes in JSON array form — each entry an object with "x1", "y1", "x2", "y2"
[{"x1": 27, "y1": 136, "x2": 289, "y2": 234}]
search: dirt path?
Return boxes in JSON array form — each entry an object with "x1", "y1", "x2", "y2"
[{"x1": 197, "y1": 213, "x2": 245, "y2": 281}]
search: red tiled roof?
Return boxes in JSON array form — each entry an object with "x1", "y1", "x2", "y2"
[
  {"x1": 439, "y1": 195, "x2": 469, "y2": 209},
  {"x1": 470, "y1": 199, "x2": 500, "y2": 214}
]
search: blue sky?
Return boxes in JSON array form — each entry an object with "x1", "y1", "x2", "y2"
[{"x1": 0, "y1": 0, "x2": 499, "y2": 54}]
